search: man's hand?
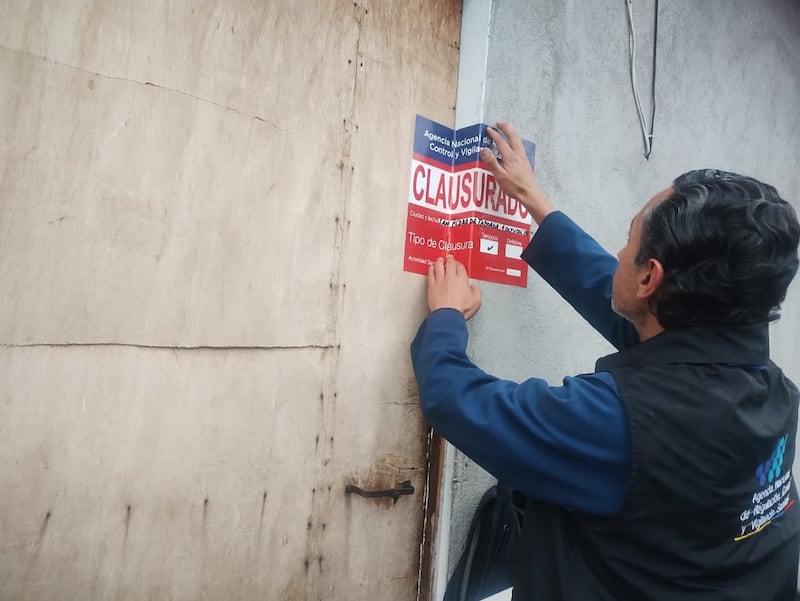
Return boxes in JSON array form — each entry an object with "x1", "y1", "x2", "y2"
[
  {"x1": 479, "y1": 122, "x2": 555, "y2": 225},
  {"x1": 427, "y1": 256, "x2": 481, "y2": 320}
]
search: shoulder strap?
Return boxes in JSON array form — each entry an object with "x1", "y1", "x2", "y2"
[{"x1": 444, "y1": 484, "x2": 523, "y2": 601}]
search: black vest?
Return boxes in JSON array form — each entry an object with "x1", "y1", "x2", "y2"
[{"x1": 513, "y1": 324, "x2": 800, "y2": 601}]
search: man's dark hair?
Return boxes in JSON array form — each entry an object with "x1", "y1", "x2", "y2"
[{"x1": 636, "y1": 169, "x2": 800, "y2": 330}]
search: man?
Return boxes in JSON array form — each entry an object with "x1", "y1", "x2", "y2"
[{"x1": 411, "y1": 122, "x2": 800, "y2": 600}]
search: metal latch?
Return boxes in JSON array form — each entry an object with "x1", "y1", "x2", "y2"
[{"x1": 345, "y1": 480, "x2": 415, "y2": 503}]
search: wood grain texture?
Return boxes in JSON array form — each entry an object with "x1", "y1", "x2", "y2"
[{"x1": 0, "y1": 1, "x2": 461, "y2": 598}]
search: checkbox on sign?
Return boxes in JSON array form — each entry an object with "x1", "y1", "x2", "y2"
[
  {"x1": 505, "y1": 244, "x2": 522, "y2": 259},
  {"x1": 480, "y1": 238, "x2": 499, "y2": 255}
]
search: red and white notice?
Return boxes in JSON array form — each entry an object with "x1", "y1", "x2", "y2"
[{"x1": 403, "y1": 115, "x2": 535, "y2": 287}]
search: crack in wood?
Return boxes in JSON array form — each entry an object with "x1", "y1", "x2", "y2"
[
  {"x1": 0, "y1": 44, "x2": 322, "y2": 145},
  {"x1": 0, "y1": 342, "x2": 335, "y2": 351}
]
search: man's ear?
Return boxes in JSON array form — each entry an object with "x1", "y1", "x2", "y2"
[{"x1": 636, "y1": 258, "x2": 664, "y2": 300}]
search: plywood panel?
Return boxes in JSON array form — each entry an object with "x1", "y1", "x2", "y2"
[
  {"x1": 0, "y1": 1, "x2": 356, "y2": 140},
  {"x1": 0, "y1": 1, "x2": 462, "y2": 599},
  {"x1": 311, "y1": 1, "x2": 462, "y2": 598},
  {"x1": 0, "y1": 346, "x2": 330, "y2": 600},
  {"x1": 0, "y1": 2, "x2": 357, "y2": 346}
]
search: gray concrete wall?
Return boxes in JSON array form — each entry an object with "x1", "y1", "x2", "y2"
[{"x1": 447, "y1": 0, "x2": 800, "y2": 575}]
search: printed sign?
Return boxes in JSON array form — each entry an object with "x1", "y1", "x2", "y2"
[{"x1": 403, "y1": 115, "x2": 535, "y2": 287}]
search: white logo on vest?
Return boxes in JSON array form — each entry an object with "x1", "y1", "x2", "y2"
[{"x1": 735, "y1": 435, "x2": 794, "y2": 541}]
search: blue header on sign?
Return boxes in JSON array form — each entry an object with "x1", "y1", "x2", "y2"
[
  {"x1": 412, "y1": 115, "x2": 456, "y2": 166},
  {"x1": 413, "y1": 114, "x2": 535, "y2": 170},
  {"x1": 452, "y1": 123, "x2": 488, "y2": 167}
]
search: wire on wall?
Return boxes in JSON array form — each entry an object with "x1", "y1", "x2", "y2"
[{"x1": 625, "y1": 0, "x2": 659, "y2": 160}]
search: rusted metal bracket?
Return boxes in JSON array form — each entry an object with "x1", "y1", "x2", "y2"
[{"x1": 345, "y1": 480, "x2": 415, "y2": 503}]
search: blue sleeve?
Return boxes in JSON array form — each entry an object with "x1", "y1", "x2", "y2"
[
  {"x1": 411, "y1": 308, "x2": 629, "y2": 515},
  {"x1": 522, "y1": 211, "x2": 640, "y2": 351}
]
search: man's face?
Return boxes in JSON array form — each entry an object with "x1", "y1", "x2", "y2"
[{"x1": 612, "y1": 188, "x2": 671, "y2": 321}]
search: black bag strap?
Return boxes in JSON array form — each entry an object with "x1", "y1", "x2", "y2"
[{"x1": 444, "y1": 484, "x2": 523, "y2": 601}]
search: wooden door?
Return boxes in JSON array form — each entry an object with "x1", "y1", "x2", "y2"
[{"x1": 0, "y1": 1, "x2": 461, "y2": 599}]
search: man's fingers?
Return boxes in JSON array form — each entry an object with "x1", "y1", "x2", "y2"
[
  {"x1": 471, "y1": 283, "x2": 482, "y2": 305},
  {"x1": 432, "y1": 257, "x2": 445, "y2": 281},
  {"x1": 463, "y1": 284, "x2": 482, "y2": 320},
  {"x1": 429, "y1": 256, "x2": 479, "y2": 318},
  {"x1": 480, "y1": 147, "x2": 503, "y2": 176},
  {"x1": 495, "y1": 121, "x2": 523, "y2": 152},
  {"x1": 485, "y1": 126, "x2": 513, "y2": 159},
  {"x1": 446, "y1": 255, "x2": 468, "y2": 279},
  {"x1": 445, "y1": 255, "x2": 457, "y2": 278}
]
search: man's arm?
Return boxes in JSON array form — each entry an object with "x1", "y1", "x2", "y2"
[
  {"x1": 480, "y1": 122, "x2": 638, "y2": 350},
  {"x1": 523, "y1": 212, "x2": 640, "y2": 350},
  {"x1": 411, "y1": 308, "x2": 628, "y2": 515}
]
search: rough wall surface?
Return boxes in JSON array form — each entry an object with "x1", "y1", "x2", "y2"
[
  {"x1": 448, "y1": 0, "x2": 800, "y2": 573},
  {"x1": 0, "y1": 1, "x2": 461, "y2": 599}
]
